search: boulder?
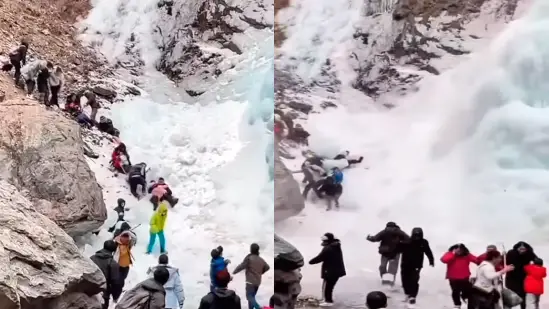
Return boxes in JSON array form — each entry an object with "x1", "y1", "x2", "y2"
[
  {"x1": 0, "y1": 99, "x2": 107, "y2": 236},
  {"x1": 274, "y1": 144, "x2": 304, "y2": 222},
  {"x1": 92, "y1": 85, "x2": 117, "y2": 98},
  {"x1": 0, "y1": 181, "x2": 104, "y2": 309}
]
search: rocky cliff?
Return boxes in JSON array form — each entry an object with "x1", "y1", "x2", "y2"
[
  {"x1": 153, "y1": 0, "x2": 273, "y2": 96},
  {"x1": 274, "y1": 144, "x2": 304, "y2": 222},
  {"x1": 275, "y1": 0, "x2": 523, "y2": 106},
  {"x1": 0, "y1": 181, "x2": 104, "y2": 309},
  {"x1": 0, "y1": 86, "x2": 107, "y2": 237}
]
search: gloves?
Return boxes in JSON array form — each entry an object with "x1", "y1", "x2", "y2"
[
  {"x1": 366, "y1": 235, "x2": 374, "y2": 241},
  {"x1": 429, "y1": 262, "x2": 435, "y2": 267}
]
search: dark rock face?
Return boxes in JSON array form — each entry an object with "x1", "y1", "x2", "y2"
[
  {"x1": 153, "y1": 0, "x2": 273, "y2": 96},
  {"x1": 350, "y1": 0, "x2": 520, "y2": 100}
]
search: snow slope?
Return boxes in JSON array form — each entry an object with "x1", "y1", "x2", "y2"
[
  {"x1": 76, "y1": 0, "x2": 274, "y2": 307},
  {"x1": 276, "y1": 0, "x2": 549, "y2": 308}
]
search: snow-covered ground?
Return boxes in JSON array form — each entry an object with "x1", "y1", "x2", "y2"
[
  {"x1": 75, "y1": 0, "x2": 274, "y2": 308},
  {"x1": 276, "y1": 0, "x2": 549, "y2": 308}
]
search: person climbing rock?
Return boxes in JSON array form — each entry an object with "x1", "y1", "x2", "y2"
[
  {"x1": 113, "y1": 227, "x2": 137, "y2": 301},
  {"x1": 8, "y1": 39, "x2": 28, "y2": 83},
  {"x1": 98, "y1": 115, "x2": 120, "y2": 137},
  {"x1": 233, "y1": 243, "x2": 271, "y2": 309},
  {"x1": 90, "y1": 240, "x2": 120, "y2": 309},
  {"x1": 147, "y1": 254, "x2": 185, "y2": 309},
  {"x1": 36, "y1": 62, "x2": 52, "y2": 105},
  {"x1": 146, "y1": 201, "x2": 168, "y2": 255},
  {"x1": 210, "y1": 246, "x2": 231, "y2": 292},
  {"x1": 111, "y1": 143, "x2": 131, "y2": 174},
  {"x1": 77, "y1": 90, "x2": 100, "y2": 123},
  {"x1": 20, "y1": 60, "x2": 48, "y2": 96},
  {"x1": 366, "y1": 291, "x2": 388, "y2": 309},
  {"x1": 128, "y1": 162, "x2": 147, "y2": 199},
  {"x1": 317, "y1": 168, "x2": 343, "y2": 211},
  {"x1": 309, "y1": 233, "x2": 346, "y2": 307},
  {"x1": 76, "y1": 112, "x2": 94, "y2": 128},
  {"x1": 440, "y1": 243, "x2": 478, "y2": 308},
  {"x1": 115, "y1": 267, "x2": 169, "y2": 309},
  {"x1": 397, "y1": 227, "x2": 435, "y2": 305},
  {"x1": 199, "y1": 269, "x2": 242, "y2": 309},
  {"x1": 366, "y1": 222, "x2": 410, "y2": 286},
  {"x1": 148, "y1": 177, "x2": 179, "y2": 209},
  {"x1": 48, "y1": 66, "x2": 63, "y2": 108},
  {"x1": 505, "y1": 241, "x2": 538, "y2": 309}
]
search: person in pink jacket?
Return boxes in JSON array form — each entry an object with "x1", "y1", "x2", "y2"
[{"x1": 440, "y1": 243, "x2": 479, "y2": 308}]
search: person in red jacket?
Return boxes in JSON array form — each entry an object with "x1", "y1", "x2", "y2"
[
  {"x1": 476, "y1": 244, "x2": 504, "y2": 271},
  {"x1": 440, "y1": 243, "x2": 479, "y2": 308},
  {"x1": 111, "y1": 143, "x2": 131, "y2": 174},
  {"x1": 524, "y1": 258, "x2": 546, "y2": 309}
]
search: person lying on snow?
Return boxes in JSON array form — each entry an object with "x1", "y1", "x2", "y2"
[
  {"x1": 147, "y1": 254, "x2": 185, "y2": 309},
  {"x1": 148, "y1": 177, "x2": 179, "y2": 210},
  {"x1": 115, "y1": 267, "x2": 169, "y2": 309},
  {"x1": 111, "y1": 142, "x2": 132, "y2": 174},
  {"x1": 317, "y1": 168, "x2": 343, "y2": 210},
  {"x1": 210, "y1": 246, "x2": 231, "y2": 292},
  {"x1": 128, "y1": 162, "x2": 147, "y2": 199},
  {"x1": 320, "y1": 150, "x2": 364, "y2": 173}
]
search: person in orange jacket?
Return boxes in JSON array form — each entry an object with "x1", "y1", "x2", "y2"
[
  {"x1": 524, "y1": 258, "x2": 546, "y2": 309},
  {"x1": 112, "y1": 227, "x2": 136, "y2": 301}
]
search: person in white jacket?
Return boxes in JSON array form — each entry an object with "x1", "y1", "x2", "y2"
[
  {"x1": 147, "y1": 254, "x2": 185, "y2": 309},
  {"x1": 20, "y1": 60, "x2": 48, "y2": 96},
  {"x1": 48, "y1": 66, "x2": 64, "y2": 108},
  {"x1": 471, "y1": 250, "x2": 514, "y2": 309}
]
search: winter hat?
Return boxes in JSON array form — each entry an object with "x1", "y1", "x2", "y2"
[
  {"x1": 216, "y1": 269, "x2": 231, "y2": 287},
  {"x1": 321, "y1": 233, "x2": 335, "y2": 242},
  {"x1": 153, "y1": 267, "x2": 170, "y2": 285},
  {"x1": 534, "y1": 258, "x2": 544, "y2": 266},
  {"x1": 386, "y1": 222, "x2": 397, "y2": 228},
  {"x1": 117, "y1": 198, "x2": 126, "y2": 207},
  {"x1": 486, "y1": 244, "x2": 497, "y2": 251},
  {"x1": 103, "y1": 240, "x2": 118, "y2": 252},
  {"x1": 217, "y1": 245, "x2": 224, "y2": 255},
  {"x1": 250, "y1": 243, "x2": 260, "y2": 255},
  {"x1": 158, "y1": 254, "x2": 169, "y2": 265},
  {"x1": 366, "y1": 291, "x2": 388, "y2": 309},
  {"x1": 211, "y1": 248, "x2": 221, "y2": 259}
]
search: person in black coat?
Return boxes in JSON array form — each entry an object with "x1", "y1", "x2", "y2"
[
  {"x1": 397, "y1": 227, "x2": 434, "y2": 305},
  {"x1": 90, "y1": 240, "x2": 120, "y2": 309},
  {"x1": 505, "y1": 241, "x2": 538, "y2": 309},
  {"x1": 367, "y1": 222, "x2": 410, "y2": 284},
  {"x1": 309, "y1": 232, "x2": 346, "y2": 306}
]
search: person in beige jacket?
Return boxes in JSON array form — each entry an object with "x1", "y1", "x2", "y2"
[{"x1": 233, "y1": 243, "x2": 271, "y2": 309}]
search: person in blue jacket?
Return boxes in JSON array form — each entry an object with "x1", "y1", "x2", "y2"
[
  {"x1": 210, "y1": 246, "x2": 231, "y2": 292},
  {"x1": 147, "y1": 254, "x2": 185, "y2": 309}
]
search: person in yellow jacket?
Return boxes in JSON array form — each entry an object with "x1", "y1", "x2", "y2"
[{"x1": 147, "y1": 201, "x2": 168, "y2": 254}]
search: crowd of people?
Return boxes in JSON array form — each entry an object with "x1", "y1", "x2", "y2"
[
  {"x1": 300, "y1": 221, "x2": 545, "y2": 309},
  {"x1": 2, "y1": 38, "x2": 274, "y2": 309}
]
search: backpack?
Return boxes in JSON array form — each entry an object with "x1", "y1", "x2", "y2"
[
  {"x1": 331, "y1": 168, "x2": 343, "y2": 184},
  {"x1": 115, "y1": 286, "x2": 152, "y2": 309}
]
